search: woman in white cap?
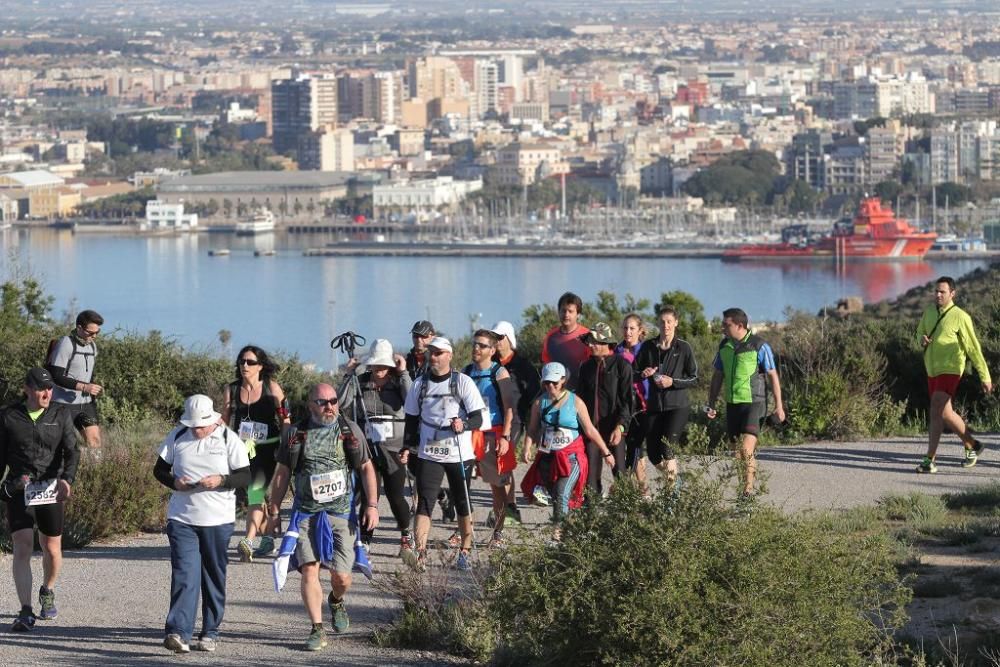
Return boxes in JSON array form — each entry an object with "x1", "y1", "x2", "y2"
[
  {"x1": 341, "y1": 339, "x2": 414, "y2": 557},
  {"x1": 153, "y1": 395, "x2": 250, "y2": 654},
  {"x1": 521, "y1": 362, "x2": 613, "y2": 528}
]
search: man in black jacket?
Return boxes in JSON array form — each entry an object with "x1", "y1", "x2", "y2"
[
  {"x1": 577, "y1": 322, "x2": 634, "y2": 497},
  {"x1": 0, "y1": 367, "x2": 80, "y2": 632},
  {"x1": 633, "y1": 305, "x2": 698, "y2": 487}
]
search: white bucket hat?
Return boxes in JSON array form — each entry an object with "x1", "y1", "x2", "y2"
[
  {"x1": 362, "y1": 338, "x2": 395, "y2": 368},
  {"x1": 490, "y1": 321, "x2": 517, "y2": 349},
  {"x1": 179, "y1": 394, "x2": 222, "y2": 428}
]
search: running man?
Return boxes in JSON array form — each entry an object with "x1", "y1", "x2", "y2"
[
  {"x1": 916, "y1": 276, "x2": 993, "y2": 473},
  {"x1": 706, "y1": 308, "x2": 784, "y2": 498},
  {"x1": 45, "y1": 309, "x2": 104, "y2": 452},
  {"x1": 0, "y1": 368, "x2": 80, "y2": 632},
  {"x1": 541, "y1": 292, "x2": 591, "y2": 390}
]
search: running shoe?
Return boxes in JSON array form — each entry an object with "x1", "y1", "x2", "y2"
[
  {"x1": 963, "y1": 439, "x2": 986, "y2": 468},
  {"x1": 916, "y1": 457, "x2": 938, "y2": 474},
  {"x1": 505, "y1": 503, "x2": 522, "y2": 524},
  {"x1": 328, "y1": 593, "x2": 350, "y2": 633},
  {"x1": 237, "y1": 537, "x2": 254, "y2": 563},
  {"x1": 11, "y1": 608, "x2": 35, "y2": 632},
  {"x1": 398, "y1": 532, "x2": 415, "y2": 558},
  {"x1": 447, "y1": 531, "x2": 461, "y2": 548},
  {"x1": 305, "y1": 625, "x2": 328, "y2": 651},
  {"x1": 163, "y1": 633, "x2": 190, "y2": 653},
  {"x1": 532, "y1": 485, "x2": 551, "y2": 507},
  {"x1": 455, "y1": 550, "x2": 471, "y2": 571},
  {"x1": 38, "y1": 587, "x2": 57, "y2": 620},
  {"x1": 194, "y1": 637, "x2": 218, "y2": 652},
  {"x1": 488, "y1": 530, "x2": 506, "y2": 549},
  {"x1": 253, "y1": 535, "x2": 276, "y2": 558}
]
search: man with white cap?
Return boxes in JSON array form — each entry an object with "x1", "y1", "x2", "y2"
[
  {"x1": 400, "y1": 336, "x2": 486, "y2": 571},
  {"x1": 491, "y1": 320, "x2": 541, "y2": 440},
  {"x1": 153, "y1": 395, "x2": 250, "y2": 654},
  {"x1": 1, "y1": 367, "x2": 80, "y2": 632}
]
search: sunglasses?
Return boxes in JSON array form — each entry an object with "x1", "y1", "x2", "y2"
[
  {"x1": 472, "y1": 341, "x2": 493, "y2": 350},
  {"x1": 542, "y1": 380, "x2": 562, "y2": 387},
  {"x1": 238, "y1": 359, "x2": 261, "y2": 366},
  {"x1": 312, "y1": 397, "x2": 338, "y2": 407},
  {"x1": 78, "y1": 327, "x2": 100, "y2": 338}
]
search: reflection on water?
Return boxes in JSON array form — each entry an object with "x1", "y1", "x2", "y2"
[{"x1": 1, "y1": 227, "x2": 989, "y2": 369}]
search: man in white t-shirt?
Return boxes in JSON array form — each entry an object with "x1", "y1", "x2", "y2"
[
  {"x1": 399, "y1": 337, "x2": 486, "y2": 572},
  {"x1": 153, "y1": 395, "x2": 250, "y2": 654}
]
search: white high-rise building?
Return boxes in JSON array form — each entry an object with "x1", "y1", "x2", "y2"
[{"x1": 473, "y1": 60, "x2": 499, "y2": 119}]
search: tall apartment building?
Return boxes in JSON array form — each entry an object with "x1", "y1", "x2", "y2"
[
  {"x1": 865, "y1": 126, "x2": 899, "y2": 184},
  {"x1": 787, "y1": 130, "x2": 830, "y2": 190},
  {"x1": 473, "y1": 60, "x2": 499, "y2": 119},
  {"x1": 298, "y1": 128, "x2": 355, "y2": 172},
  {"x1": 874, "y1": 75, "x2": 933, "y2": 117},
  {"x1": 271, "y1": 74, "x2": 338, "y2": 154},
  {"x1": 407, "y1": 57, "x2": 465, "y2": 101},
  {"x1": 498, "y1": 55, "x2": 523, "y2": 101}
]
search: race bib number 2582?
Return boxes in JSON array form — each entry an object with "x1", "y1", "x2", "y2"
[{"x1": 24, "y1": 479, "x2": 58, "y2": 507}]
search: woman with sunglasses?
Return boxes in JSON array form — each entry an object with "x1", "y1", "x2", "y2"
[
  {"x1": 521, "y1": 362, "x2": 613, "y2": 529},
  {"x1": 221, "y1": 345, "x2": 290, "y2": 561}
]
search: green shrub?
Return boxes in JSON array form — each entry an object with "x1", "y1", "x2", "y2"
[
  {"x1": 62, "y1": 419, "x2": 172, "y2": 547},
  {"x1": 945, "y1": 483, "x2": 1000, "y2": 511},
  {"x1": 880, "y1": 493, "x2": 948, "y2": 524},
  {"x1": 482, "y1": 472, "x2": 910, "y2": 666}
]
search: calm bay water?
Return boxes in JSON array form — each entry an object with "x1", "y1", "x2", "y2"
[{"x1": 1, "y1": 227, "x2": 991, "y2": 370}]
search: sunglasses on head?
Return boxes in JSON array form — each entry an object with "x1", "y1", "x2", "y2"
[
  {"x1": 312, "y1": 397, "x2": 338, "y2": 407},
  {"x1": 238, "y1": 358, "x2": 261, "y2": 366}
]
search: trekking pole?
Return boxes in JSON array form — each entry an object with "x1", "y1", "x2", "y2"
[{"x1": 455, "y1": 452, "x2": 477, "y2": 557}]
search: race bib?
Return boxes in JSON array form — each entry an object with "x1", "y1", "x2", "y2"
[
  {"x1": 364, "y1": 420, "x2": 394, "y2": 443},
  {"x1": 239, "y1": 420, "x2": 269, "y2": 442},
  {"x1": 309, "y1": 470, "x2": 347, "y2": 504},
  {"x1": 540, "y1": 427, "x2": 575, "y2": 453},
  {"x1": 422, "y1": 437, "x2": 456, "y2": 462},
  {"x1": 24, "y1": 479, "x2": 58, "y2": 507}
]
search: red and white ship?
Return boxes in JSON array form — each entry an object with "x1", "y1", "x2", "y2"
[{"x1": 722, "y1": 197, "x2": 937, "y2": 262}]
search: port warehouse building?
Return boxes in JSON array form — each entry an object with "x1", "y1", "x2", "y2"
[{"x1": 156, "y1": 171, "x2": 357, "y2": 217}]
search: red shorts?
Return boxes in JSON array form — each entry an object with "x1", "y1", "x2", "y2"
[{"x1": 927, "y1": 374, "x2": 961, "y2": 398}]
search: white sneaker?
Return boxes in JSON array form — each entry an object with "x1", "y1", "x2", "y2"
[
  {"x1": 194, "y1": 637, "x2": 218, "y2": 652},
  {"x1": 164, "y1": 634, "x2": 190, "y2": 653}
]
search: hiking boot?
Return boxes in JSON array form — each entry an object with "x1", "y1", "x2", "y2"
[
  {"x1": 11, "y1": 608, "x2": 35, "y2": 632},
  {"x1": 163, "y1": 633, "x2": 190, "y2": 653},
  {"x1": 505, "y1": 503, "x2": 522, "y2": 524},
  {"x1": 237, "y1": 538, "x2": 253, "y2": 563},
  {"x1": 488, "y1": 530, "x2": 506, "y2": 549},
  {"x1": 328, "y1": 594, "x2": 350, "y2": 633},
  {"x1": 398, "y1": 532, "x2": 415, "y2": 558},
  {"x1": 916, "y1": 457, "x2": 938, "y2": 474},
  {"x1": 253, "y1": 535, "x2": 276, "y2": 558},
  {"x1": 305, "y1": 624, "x2": 328, "y2": 651},
  {"x1": 532, "y1": 485, "x2": 551, "y2": 507},
  {"x1": 38, "y1": 587, "x2": 57, "y2": 620},
  {"x1": 194, "y1": 637, "x2": 218, "y2": 652},
  {"x1": 455, "y1": 550, "x2": 471, "y2": 571}
]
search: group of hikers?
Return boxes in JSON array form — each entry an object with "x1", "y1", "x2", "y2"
[{"x1": 0, "y1": 277, "x2": 993, "y2": 654}]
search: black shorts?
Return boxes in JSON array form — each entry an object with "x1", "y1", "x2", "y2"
[
  {"x1": 645, "y1": 409, "x2": 689, "y2": 465},
  {"x1": 726, "y1": 402, "x2": 764, "y2": 440},
  {"x1": 6, "y1": 495, "x2": 65, "y2": 537},
  {"x1": 413, "y1": 458, "x2": 474, "y2": 519},
  {"x1": 61, "y1": 402, "x2": 99, "y2": 431}
]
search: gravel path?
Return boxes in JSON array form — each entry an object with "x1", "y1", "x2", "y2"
[{"x1": 2, "y1": 433, "x2": 995, "y2": 665}]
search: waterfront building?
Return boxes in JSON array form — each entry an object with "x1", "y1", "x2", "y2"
[
  {"x1": 156, "y1": 171, "x2": 352, "y2": 218},
  {"x1": 143, "y1": 200, "x2": 198, "y2": 230},
  {"x1": 372, "y1": 176, "x2": 482, "y2": 222},
  {"x1": 271, "y1": 73, "x2": 339, "y2": 155}
]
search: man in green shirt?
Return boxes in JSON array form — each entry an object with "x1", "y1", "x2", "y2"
[{"x1": 915, "y1": 276, "x2": 993, "y2": 473}]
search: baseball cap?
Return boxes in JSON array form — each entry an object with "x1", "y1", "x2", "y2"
[
  {"x1": 490, "y1": 321, "x2": 517, "y2": 349},
  {"x1": 427, "y1": 336, "x2": 453, "y2": 353},
  {"x1": 540, "y1": 362, "x2": 567, "y2": 383},
  {"x1": 410, "y1": 320, "x2": 435, "y2": 337},
  {"x1": 25, "y1": 367, "x2": 54, "y2": 390}
]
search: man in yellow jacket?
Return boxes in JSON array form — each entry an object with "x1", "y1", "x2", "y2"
[{"x1": 916, "y1": 276, "x2": 993, "y2": 473}]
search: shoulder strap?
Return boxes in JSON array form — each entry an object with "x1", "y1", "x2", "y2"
[{"x1": 174, "y1": 426, "x2": 189, "y2": 442}]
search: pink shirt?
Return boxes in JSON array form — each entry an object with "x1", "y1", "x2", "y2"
[{"x1": 541, "y1": 325, "x2": 591, "y2": 389}]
